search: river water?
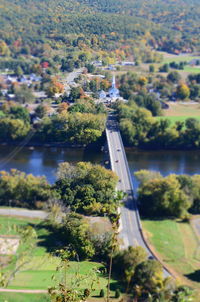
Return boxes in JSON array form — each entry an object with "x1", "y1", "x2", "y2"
[{"x1": 0, "y1": 145, "x2": 200, "y2": 189}]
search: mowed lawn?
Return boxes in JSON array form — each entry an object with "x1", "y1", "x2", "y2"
[
  {"x1": 142, "y1": 219, "x2": 200, "y2": 289},
  {"x1": 0, "y1": 215, "x2": 118, "y2": 295},
  {"x1": 0, "y1": 293, "x2": 50, "y2": 302},
  {"x1": 7, "y1": 258, "x2": 114, "y2": 294}
]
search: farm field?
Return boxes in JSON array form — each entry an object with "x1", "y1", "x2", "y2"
[{"x1": 142, "y1": 219, "x2": 200, "y2": 292}]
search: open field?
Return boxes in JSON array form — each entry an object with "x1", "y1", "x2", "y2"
[
  {"x1": 142, "y1": 218, "x2": 200, "y2": 292},
  {"x1": 163, "y1": 103, "x2": 200, "y2": 117}
]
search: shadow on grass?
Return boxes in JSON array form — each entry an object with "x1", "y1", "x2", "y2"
[
  {"x1": 185, "y1": 270, "x2": 200, "y2": 282},
  {"x1": 29, "y1": 221, "x2": 61, "y2": 253},
  {"x1": 140, "y1": 216, "x2": 175, "y2": 222}
]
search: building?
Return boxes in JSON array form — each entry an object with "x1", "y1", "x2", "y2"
[{"x1": 108, "y1": 75, "x2": 120, "y2": 99}]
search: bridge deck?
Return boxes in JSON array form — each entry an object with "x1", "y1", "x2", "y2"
[{"x1": 106, "y1": 114, "x2": 170, "y2": 277}]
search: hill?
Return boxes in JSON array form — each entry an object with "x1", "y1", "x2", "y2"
[{"x1": 0, "y1": 0, "x2": 200, "y2": 59}]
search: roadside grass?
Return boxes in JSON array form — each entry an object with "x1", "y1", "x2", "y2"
[
  {"x1": 0, "y1": 215, "x2": 119, "y2": 295},
  {"x1": 142, "y1": 218, "x2": 200, "y2": 289},
  {"x1": 0, "y1": 293, "x2": 50, "y2": 302}
]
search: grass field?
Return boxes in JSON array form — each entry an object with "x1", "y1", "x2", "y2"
[
  {"x1": 142, "y1": 219, "x2": 200, "y2": 290},
  {"x1": 157, "y1": 102, "x2": 200, "y2": 126},
  {"x1": 0, "y1": 293, "x2": 50, "y2": 302},
  {"x1": 0, "y1": 215, "x2": 118, "y2": 296},
  {"x1": 157, "y1": 52, "x2": 200, "y2": 75},
  {"x1": 156, "y1": 115, "x2": 200, "y2": 126}
]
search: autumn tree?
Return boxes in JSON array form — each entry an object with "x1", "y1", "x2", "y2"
[{"x1": 176, "y1": 83, "x2": 190, "y2": 100}]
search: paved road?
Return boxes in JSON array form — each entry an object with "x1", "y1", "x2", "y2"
[
  {"x1": 106, "y1": 115, "x2": 148, "y2": 250},
  {"x1": 0, "y1": 208, "x2": 47, "y2": 219},
  {"x1": 106, "y1": 114, "x2": 170, "y2": 276},
  {"x1": 62, "y1": 68, "x2": 84, "y2": 93}
]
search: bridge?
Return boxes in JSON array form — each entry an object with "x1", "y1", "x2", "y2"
[{"x1": 106, "y1": 114, "x2": 170, "y2": 276}]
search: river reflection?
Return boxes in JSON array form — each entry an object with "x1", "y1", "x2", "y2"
[
  {"x1": 0, "y1": 145, "x2": 200, "y2": 186},
  {"x1": 0, "y1": 145, "x2": 102, "y2": 183},
  {"x1": 126, "y1": 149, "x2": 200, "y2": 191}
]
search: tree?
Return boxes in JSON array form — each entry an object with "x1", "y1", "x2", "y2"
[
  {"x1": 137, "y1": 173, "x2": 190, "y2": 218},
  {"x1": 0, "y1": 40, "x2": 10, "y2": 56},
  {"x1": 46, "y1": 78, "x2": 64, "y2": 97},
  {"x1": 176, "y1": 84, "x2": 190, "y2": 100},
  {"x1": 57, "y1": 213, "x2": 95, "y2": 259},
  {"x1": 35, "y1": 104, "x2": 49, "y2": 118},
  {"x1": 113, "y1": 246, "x2": 147, "y2": 290},
  {"x1": 159, "y1": 64, "x2": 169, "y2": 73},
  {"x1": 54, "y1": 162, "x2": 118, "y2": 216},
  {"x1": 9, "y1": 105, "x2": 30, "y2": 123},
  {"x1": 15, "y1": 66, "x2": 23, "y2": 76},
  {"x1": 0, "y1": 169, "x2": 50, "y2": 208},
  {"x1": 149, "y1": 65, "x2": 155, "y2": 73},
  {"x1": 167, "y1": 71, "x2": 181, "y2": 83},
  {"x1": 0, "y1": 118, "x2": 30, "y2": 141},
  {"x1": 68, "y1": 87, "x2": 84, "y2": 102},
  {"x1": 138, "y1": 76, "x2": 148, "y2": 86},
  {"x1": 14, "y1": 85, "x2": 35, "y2": 104},
  {"x1": 133, "y1": 260, "x2": 164, "y2": 298}
]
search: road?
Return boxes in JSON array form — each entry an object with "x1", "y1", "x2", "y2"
[
  {"x1": 0, "y1": 208, "x2": 47, "y2": 219},
  {"x1": 62, "y1": 68, "x2": 84, "y2": 94},
  {"x1": 106, "y1": 114, "x2": 170, "y2": 276},
  {"x1": 106, "y1": 114, "x2": 148, "y2": 250}
]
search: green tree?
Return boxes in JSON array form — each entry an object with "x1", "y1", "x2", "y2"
[
  {"x1": 167, "y1": 71, "x2": 181, "y2": 83},
  {"x1": 137, "y1": 173, "x2": 190, "y2": 218}
]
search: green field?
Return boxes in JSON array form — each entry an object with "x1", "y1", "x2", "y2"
[
  {"x1": 0, "y1": 293, "x2": 50, "y2": 302},
  {"x1": 163, "y1": 55, "x2": 200, "y2": 65},
  {"x1": 0, "y1": 215, "x2": 118, "y2": 295},
  {"x1": 142, "y1": 219, "x2": 200, "y2": 289},
  {"x1": 158, "y1": 52, "x2": 200, "y2": 74},
  {"x1": 156, "y1": 115, "x2": 200, "y2": 126}
]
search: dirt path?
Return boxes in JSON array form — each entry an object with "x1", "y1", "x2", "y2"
[{"x1": 0, "y1": 208, "x2": 47, "y2": 219}]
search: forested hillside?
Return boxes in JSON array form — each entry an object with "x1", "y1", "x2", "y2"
[{"x1": 0, "y1": 0, "x2": 200, "y2": 56}]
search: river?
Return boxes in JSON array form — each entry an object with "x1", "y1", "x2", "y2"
[{"x1": 0, "y1": 145, "x2": 200, "y2": 189}]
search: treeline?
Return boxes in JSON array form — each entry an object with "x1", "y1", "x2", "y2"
[
  {"x1": 117, "y1": 101, "x2": 200, "y2": 149},
  {"x1": 0, "y1": 162, "x2": 119, "y2": 216},
  {"x1": 135, "y1": 170, "x2": 200, "y2": 219},
  {"x1": 0, "y1": 102, "x2": 106, "y2": 145}
]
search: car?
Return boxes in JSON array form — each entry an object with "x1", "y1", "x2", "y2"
[
  {"x1": 117, "y1": 149, "x2": 120, "y2": 152},
  {"x1": 115, "y1": 160, "x2": 119, "y2": 163}
]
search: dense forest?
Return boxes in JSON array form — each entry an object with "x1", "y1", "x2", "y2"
[{"x1": 0, "y1": 0, "x2": 200, "y2": 58}]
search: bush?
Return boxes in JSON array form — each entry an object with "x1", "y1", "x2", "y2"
[
  {"x1": 100, "y1": 289, "x2": 105, "y2": 297},
  {"x1": 115, "y1": 289, "x2": 120, "y2": 298}
]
